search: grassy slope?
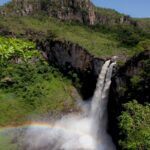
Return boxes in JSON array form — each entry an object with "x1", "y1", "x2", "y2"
[
  {"x1": 0, "y1": 15, "x2": 144, "y2": 58},
  {"x1": 0, "y1": 73, "x2": 76, "y2": 126},
  {"x1": 0, "y1": 36, "x2": 79, "y2": 149},
  {"x1": 95, "y1": 7, "x2": 124, "y2": 18},
  {"x1": 0, "y1": 129, "x2": 18, "y2": 150},
  {"x1": 135, "y1": 18, "x2": 150, "y2": 34},
  {"x1": 0, "y1": 0, "x2": 149, "y2": 59},
  {"x1": 0, "y1": 36, "x2": 78, "y2": 127}
]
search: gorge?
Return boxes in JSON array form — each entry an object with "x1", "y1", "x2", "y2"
[
  {"x1": 0, "y1": 59, "x2": 116, "y2": 150},
  {"x1": 0, "y1": 0, "x2": 150, "y2": 150}
]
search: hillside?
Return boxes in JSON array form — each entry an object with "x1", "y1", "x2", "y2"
[
  {"x1": 0, "y1": 16, "x2": 136, "y2": 58},
  {"x1": 0, "y1": 0, "x2": 134, "y2": 25},
  {"x1": 136, "y1": 18, "x2": 150, "y2": 33},
  {"x1": 0, "y1": 36, "x2": 80, "y2": 127},
  {"x1": 0, "y1": 0, "x2": 149, "y2": 59}
]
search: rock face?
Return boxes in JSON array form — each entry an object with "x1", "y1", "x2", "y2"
[
  {"x1": 0, "y1": 0, "x2": 136, "y2": 26},
  {"x1": 95, "y1": 12, "x2": 136, "y2": 26},
  {"x1": 36, "y1": 39, "x2": 105, "y2": 99},
  {"x1": 108, "y1": 50, "x2": 150, "y2": 148},
  {"x1": 47, "y1": 0, "x2": 96, "y2": 25},
  {"x1": 1, "y1": 0, "x2": 96, "y2": 25}
]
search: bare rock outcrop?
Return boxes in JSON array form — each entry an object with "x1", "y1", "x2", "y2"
[{"x1": 0, "y1": 0, "x2": 136, "y2": 26}]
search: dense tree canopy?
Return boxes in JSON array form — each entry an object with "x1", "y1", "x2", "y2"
[{"x1": 119, "y1": 100, "x2": 150, "y2": 150}]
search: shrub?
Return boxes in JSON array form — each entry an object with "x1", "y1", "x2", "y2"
[
  {"x1": 0, "y1": 36, "x2": 39, "y2": 64},
  {"x1": 0, "y1": 36, "x2": 76, "y2": 126},
  {"x1": 117, "y1": 26, "x2": 141, "y2": 47},
  {"x1": 119, "y1": 100, "x2": 150, "y2": 150},
  {"x1": 130, "y1": 75, "x2": 143, "y2": 88},
  {"x1": 138, "y1": 40, "x2": 150, "y2": 50}
]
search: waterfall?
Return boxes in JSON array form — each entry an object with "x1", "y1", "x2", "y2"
[
  {"x1": 91, "y1": 60, "x2": 116, "y2": 150},
  {"x1": 91, "y1": 60, "x2": 111, "y2": 117},
  {"x1": 7, "y1": 59, "x2": 116, "y2": 150},
  {"x1": 91, "y1": 60, "x2": 116, "y2": 132}
]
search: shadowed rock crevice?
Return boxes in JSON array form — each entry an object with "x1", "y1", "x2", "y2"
[{"x1": 36, "y1": 39, "x2": 105, "y2": 99}]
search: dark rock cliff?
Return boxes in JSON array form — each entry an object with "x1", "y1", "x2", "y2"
[
  {"x1": 108, "y1": 50, "x2": 150, "y2": 149},
  {"x1": 36, "y1": 39, "x2": 105, "y2": 99}
]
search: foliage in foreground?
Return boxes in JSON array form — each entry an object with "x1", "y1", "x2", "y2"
[
  {"x1": 0, "y1": 36, "x2": 39, "y2": 64},
  {"x1": 0, "y1": 36, "x2": 76, "y2": 126},
  {"x1": 119, "y1": 100, "x2": 150, "y2": 150}
]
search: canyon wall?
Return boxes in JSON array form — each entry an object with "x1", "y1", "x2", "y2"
[{"x1": 36, "y1": 39, "x2": 105, "y2": 99}]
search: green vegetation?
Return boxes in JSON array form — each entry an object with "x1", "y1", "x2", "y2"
[
  {"x1": 0, "y1": 129, "x2": 17, "y2": 150},
  {"x1": 0, "y1": 0, "x2": 149, "y2": 60},
  {"x1": 95, "y1": 7, "x2": 123, "y2": 18},
  {"x1": 0, "y1": 36, "x2": 38, "y2": 64},
  {"x1": 118, "y1": 58, "x2": 150, "y2": 150},
  {"x1": 129, "y1": 59, "x2": 150, "y2": 102},
  {"x1": 0, "y1": 2, "x2": 150, "y2": 149},
  {"x1": 0, "y1": 15, "x2": 148, "y2": 58},
  {"x1": 117, "y1": 26, "x2": 141, "y2": 47},
  {"x1": 119, "y1": 100, "x2": 150, "y2": 150},
  {"x1": 138, "y1": 39, "x2": 150, "y2": 50},
  {"x1": 0, "y1": 36, "x2": 76, "y2": 126},
  {"x1": 130, "y1": 75, "x2": 143, "y2": 88},
  {"x1": 135, "y1": 18, "x2": 150, "y2": 33}
]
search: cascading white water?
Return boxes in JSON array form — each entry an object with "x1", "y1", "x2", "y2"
[
  {"x1": 10, "y1": 59, "x2": 116, "y2": 150},
  {"x1": 91, "y1": 60, "x2": 116, "y2": 150}
]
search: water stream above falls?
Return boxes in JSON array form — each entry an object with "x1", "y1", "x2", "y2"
[{"x1": 0, "y1": 60, "x2": 116, "y2": 150}]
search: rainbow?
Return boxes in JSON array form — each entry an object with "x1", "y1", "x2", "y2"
[
  {"x1": 0, "y1": 122, "x2": 54, "y2": 130},
  {"x1": 0, "y1": 121, "x2": 94, "y2": 139}
]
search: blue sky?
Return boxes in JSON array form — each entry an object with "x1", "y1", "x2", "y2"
[
  {"x1": 0, "y1": 0, "x2": 9, "y2": 5},
  {"x1": 92, "y1": 0, "x2": 150, "y2": 18},
  {"x1": 0, "y1": 0, "x2": 150, "y2": 18}
]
